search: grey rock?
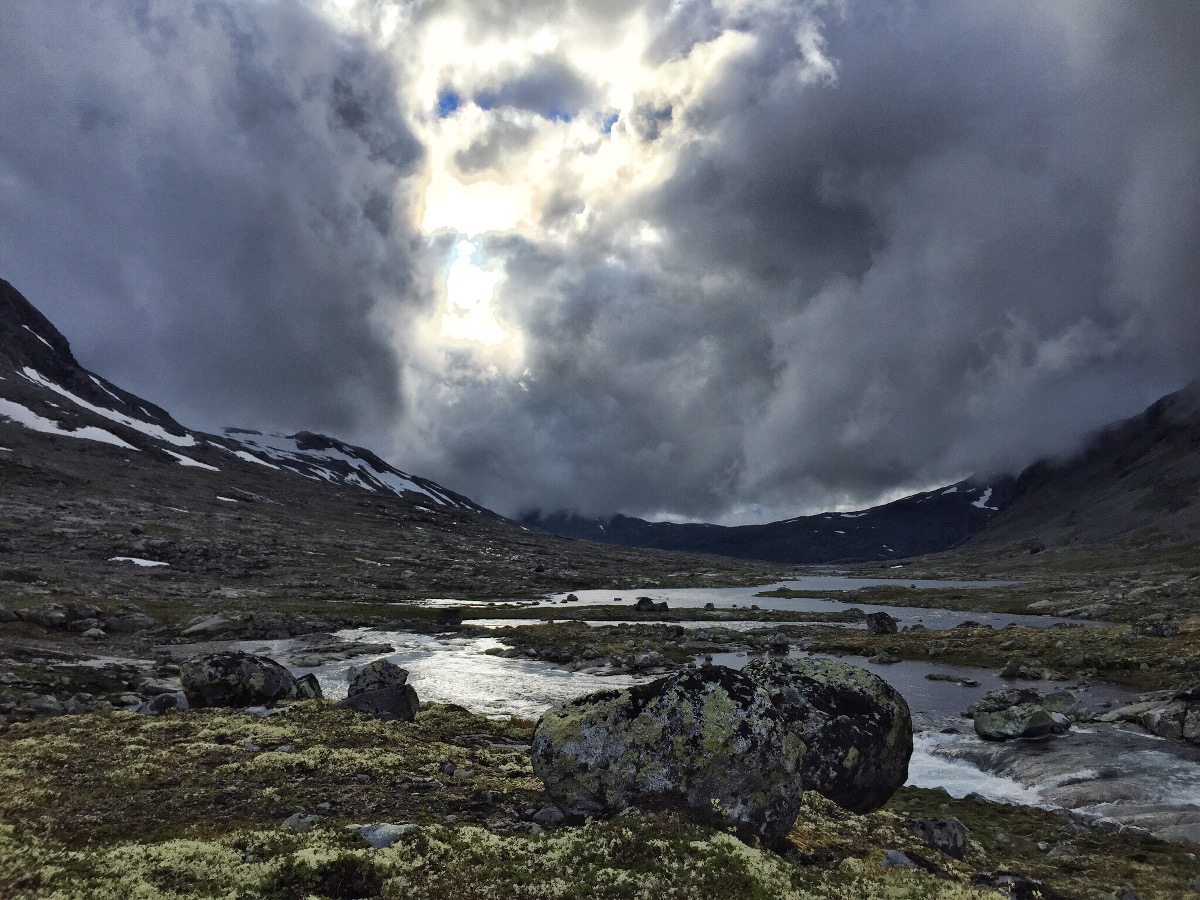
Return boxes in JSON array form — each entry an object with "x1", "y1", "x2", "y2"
[
  {"x1": 347, "y1": 659, "x2": 408, "y2": 696},
  {"x1": 26, "y1": 695, "x2": 66, "y2": 716},
  {"x1": 137, "y1": 676, "x2": 182, "y2": 696},
  {"x1": 104, "y1": 611, "x2": 156, "y2": 633},
  {"x1": 144, "y1": 691, "x2": 188, "y2": 715},
  {"x1": 865, "y1": 612, "x2": 898, "y2": 635},
  {"x1": 971, "y1": 871, "x2": 1068, "y2": 900},
  {"x1": 180, "y1": 651, "x2": 297, "y2": 708},
  {"x1": 743, "y1": 656, "x2": 913, "y2": 814},
  {"x1": 180, "y1": 614, "x2": 231, "y2": 636},
  {"x1": 283, "y1": 813, "x2": 320, "y2": 832},
  {"x1": 293, "y1": 673, "x2": 323, "y2": 700},
  {"x1": 906, "y1": 816, "x2": 969, "y2": 859},
  {"x1": 972, "y1": 688, "x2": 1070, "y2": 742},
  {"x1": 18, "y1": 605, "x2": 68, "y2": 628},
  {"x1": 0, "y1": 605, "x2": 16, "y2": 623},
  {"x1": 532, "y1": 666, "x2": 805, "y2": 847},
  {"x1": 634, "y1": 596, "x2": 668, "y2": 612},
  {"x1": 338, "y1": 683, "x2": 419, "y2": 722},
  {"x1": 81, "y1": 628, "x2": 105, "y2": 640},
  {"x1": 532, "y1": 806, "x2": 565, "y2": 828},
  {"x1": 883, "y1": 850, "x2": 917, "y2": 869},
  {"x1": 355, "y1": 823, "x2": 419, "y2": 848},
  {"x1": 1113, "y1": 886, "x2": 1137, "y2": 900}
]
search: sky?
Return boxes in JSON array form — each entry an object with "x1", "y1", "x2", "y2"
[{"x1": 1, "y1": 1, "x2": 1198, "y2": 524}]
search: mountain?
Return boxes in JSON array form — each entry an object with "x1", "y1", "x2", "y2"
[
  {"x1": 0, "y1": 278, "x2": 487, "y2": 513},
  {"x1": 968, "y1": 379, "x2": 1200, "y2": 553},
  {"x1": 524, "y1": 380, "x2": 1200, "y2": 566},
  {"x1": 1, "y1": 277, "x2": 779, "y2": 602},
  {"x1": 521, "y1": 477, "x2": 1016, "y2": 566}
]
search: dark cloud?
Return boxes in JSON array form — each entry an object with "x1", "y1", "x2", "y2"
[
  {"x1": 401, "y1": 2, "x2": 1200, "y2": 521},
  {"x1": 0, "y1": 0, "x2": 424, "y2": 441}
]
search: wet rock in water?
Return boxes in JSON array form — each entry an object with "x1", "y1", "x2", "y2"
[
  {"x1": 865, "y1": 611, "x2": 898, "y2": 635},
  {"x1": 972, "y1": 688, "x2": 1070, "y2": 742},
  {"x1": 742, "y1": 657, "x2": 913, "y2": 814},
  {"x1": 180, "y1": 651, "x2": 298, "y2": 708},
  {"x1": 971, "y1": 870, "x2": 1068, "y2": 900},
  {"x1": 531, "y1": 666, "x2": 805, "y2": 847},
  {"x1": 905, "y1": 816, "x2": 969, "y2": 859},
  {"x1": 926, "y1": 673, "x2": 979, "y2": 687},
  {"x1": 339, "y1": 660, "x2": 418, "y2": 722}
]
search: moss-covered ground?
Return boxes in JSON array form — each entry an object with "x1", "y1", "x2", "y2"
[{"x1": 2, "y1": 702, "x2": 1198, "y2": 899}]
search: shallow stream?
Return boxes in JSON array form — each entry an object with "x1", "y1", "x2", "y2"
[{"x1": 247, "y1": 579, "x2": 1199, "y2": 842}]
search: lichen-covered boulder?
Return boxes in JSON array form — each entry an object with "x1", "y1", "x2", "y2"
[
  {"x1": 972, "y1": 688, "x2": 1070, "y2": 741},
  {"x1": 338, "y1": 659, "x2": 418, "y2": 722},
  {"x1": 742, "y1": 657, "x2": 912, "y2": 813},
  {"x1": 180, "y1": 651, "x2": 297, "y2": 708},
  {"x1": 531, "y1": 666, "x2": 805, "y2": 847},
  {"x1": 347, "y1": 659, "x2": 407, "y2": 695}
]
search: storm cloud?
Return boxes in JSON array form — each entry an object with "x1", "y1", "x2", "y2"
[
  {"x1": 0, "y1": 0, "x2": 425, "y2": 439},
  {"x1": 2, "y1": 1, "x2": 1198, "y2": 522}
]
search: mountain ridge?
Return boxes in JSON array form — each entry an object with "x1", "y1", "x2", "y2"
[{"x1": 0, "y1": 277, "x2": 490, "y2": 514}]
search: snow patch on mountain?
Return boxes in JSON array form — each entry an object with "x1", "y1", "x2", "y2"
[
  {"x1": 19, "y1": 367, "x2": 196, "y2": 447},
  {"x1": 0, "y1": 397, "x2": 137, "y2": 449},
  {"x1": 163, "y1": 449, "x2": 219, "y2": 471},
  {"x1": 223, "y1": 430, "x2": 482, "y2": 510},
  {"x1": 972, "y1": 487, "x2": 997, "y2": 510}
]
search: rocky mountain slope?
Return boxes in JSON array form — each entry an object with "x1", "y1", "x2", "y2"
[
  {"x1": 969, "y1": 378, "x2": 1200, "y2": 553},
  {"x1": 522, "y1": 478, "x2": 1016, "y2": 566}
]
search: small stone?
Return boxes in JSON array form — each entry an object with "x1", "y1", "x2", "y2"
[
  {"x1": 82, "y1": 628, "x2": 106, "y2": 640},
  {"x1": 883, "y1": 850, "x2": 917, "y2": 869},
  {"x1": 532, "y1": 806, "x2": 565, "y2": 828},
  {"x1": 355, "y1": 823, "x2": 419, "y2": 848},
  {"x1": 1113, "y1": 886, "x2": 1138, "y2": 900},
  {"x1": 283, "y1": 813, "x2": 319, "y2": 832},
  {"x1": 242, "y1": 742, "x2": 260, "y2": 752},
  {"x1": 905, "y1": 817, "x2": 968, "y2": 859},
  {"x1": 1047, "y1": 841, "x2": 1077, "y2": 860}
]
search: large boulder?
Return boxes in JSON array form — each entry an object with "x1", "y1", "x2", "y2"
[
  {"x1": 338, "y1": 659, "x2": 418, "y2": 722},
  {"x1": 972, "y1": 688, "x2": 1070, "y2": 742},
  {"x1": 864, "y1": 612, "x2": 898, "y2": 635},
  {"x1": 531, "y1": 666, "x2": 805, "y2": 847},
  {"x1": 180, "y1": 651, "x2": 298, "y2": 708},
  {"x1": 742, "y1": 657, "x2": 913, "y2": 813}
]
